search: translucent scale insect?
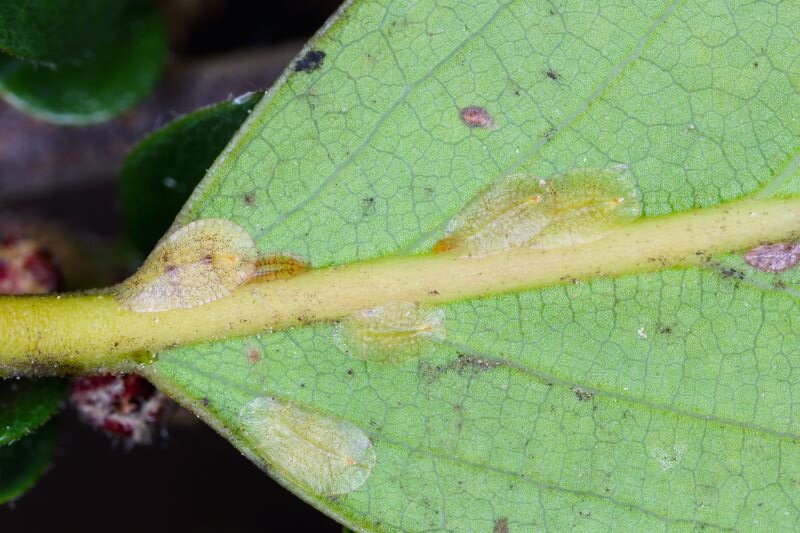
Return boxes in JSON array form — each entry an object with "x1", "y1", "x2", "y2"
[
  {"x1": 333, "y1": 301, "x2": 445, "y2": 364},
  {"x1": 239, "y1": 397, "x2": 376, "y2": 496},
  {"x1": 113, "y1": 219, "x2": 258, "y2": 312},
  {"x1": 433, "y1": 167, "x2": 641, "y2": 256}
]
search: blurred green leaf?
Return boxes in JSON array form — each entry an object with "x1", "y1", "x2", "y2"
[
  {"x1": 121, "y1": 92, "x2": 262, "y2": 254},
  {"x1": 0, "y1": 0, "x2": 126, "y2": 62},
  {"x1": 0, "y1": 422, "x2": 56, "y2": 504},
  {"x1": 0, "y1": 379, "x2": 63, "y2": 446},
  {"x1": 0, "y1": 1, "x2": 165, "y2": 124}
]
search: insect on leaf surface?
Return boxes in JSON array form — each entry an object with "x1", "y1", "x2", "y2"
[
  {"x1": 435, "y1": 167, "x2": 641, "y2": 256},
  {"x1": 114, "y1": 219, "x2": 257, "y2": 312},
  {"x1": 333, "y1": 301, "x2": 445, "y2": 364},
  {"x1": 239, "y1": 397, "x2": 376, "y2": 496}
]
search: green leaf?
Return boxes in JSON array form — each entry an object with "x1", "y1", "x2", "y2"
[
  {"x1": 0, "y1": 422, "x2": 56, "y2": 504},
  {"x1": 0, "y1": 0, "x2": 128, "y2": 62},
  {"x1": 0, "y1": 379, "x2": 63, "y2": 446},
  {"x1": 0, "y1": 1, "x2": 165, "y2": 125},
  {"x1": 140, "y1": 0, "x2": 800, "y2": 530},
  {"x1": 121, "y1": 92, "x2": 263, "y2": 254}
]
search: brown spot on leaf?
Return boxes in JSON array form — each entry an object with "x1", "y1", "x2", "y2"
[
  {"x1": 243, "y1": 192, "x2": 255, "y2": 206},
  {"x1": 744, "y1": 242, "x2": 800, "y2": 273},
  {"x1": 432, "y1": 236, "x2": 457, "y2": 254},
  {"x1": 459, "y1": 106, "x2": 496, "y2": 129},
  {"x1": 294, "y1": 49, "x2": 326, "y2": 73},
  {"x1": 247, "y1": 347, "x2": 261, "y2": 364},
  {"x1": 493, "y1": 517, "x2": 509, "y2": 533}
]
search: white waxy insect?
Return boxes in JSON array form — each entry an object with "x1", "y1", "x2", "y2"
[
  {"x1": 433, "y1": 168, "x2": 641, "y2": 256},
  {"x1": 113, "y1": 219, "x2": 258, "y2": 312},
  {"x1": 334, "y1": 301, "x2": 445, "y2": 364},
  {"x1": 239, "y1": 397, "x2": 376, "y2": 496}
]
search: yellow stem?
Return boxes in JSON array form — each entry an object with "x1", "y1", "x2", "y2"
[{"x1": 1, "y1": 197, "x2": 799, "y2": 376}]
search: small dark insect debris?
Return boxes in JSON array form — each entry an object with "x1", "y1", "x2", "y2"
[
  {"x1": 453, "y1": 353, "x2": 503, "y2": 373},
  {"x1": 294, "y1": 49, "x2": 326, "y2": 73},
  {"x1": 428, "y1": 289, "x2": 440, "y2": 296},
  {"x1": 543, "y1": 126, "x2": 557, "y2": 142},
  {"x1": 545, "y1": 68, "x2": 561, "y2": 80},
  {"x1": 753, "y1": 62, "x2": 759, "y2": 68},
  {"x1": 744, "y1": 242, "x2": 800, "y2": 273},
  {"x1": 493, "y1": 517, "x2": 509, "y2": 533},
  {"x1": 346, "y1": 368, "x2": 354, "y2": 376},
  {"x1": 719, "y1": 267, "x2": 745, "y2": 280},
  {"x1": 201, "y1": 397, "x2": 209, "y2": 407},
  {"x1": 459, "y1": 106, "x2": 496, "y2": 129},
  {"x1": 243, "y1": 192, "x2": 255, "y2": 206},
  {"x1": 657, "y1": 325, "x2": 673, "y2": 335},
  {"x1": 361, "y1": 196, "x2": 377, "y2": 216},
  {"x1": 571, "y1": 387, "x2": 594, "y2": 402}
]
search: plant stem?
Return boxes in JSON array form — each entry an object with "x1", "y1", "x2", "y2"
[{"x1": 1, "y1": 196, "x2": 799, "y2": 377}]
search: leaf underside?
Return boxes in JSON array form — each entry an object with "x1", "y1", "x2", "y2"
[{"x1": 141, "y1": 0, "x2": 800, "y2": 530}]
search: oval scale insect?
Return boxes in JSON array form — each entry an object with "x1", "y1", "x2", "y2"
[
  {"x1": 434, "y1": 167, "x2": 641, "y2": 257},
  {"x1": 113, "y1": 219, "x2": 258, "y2": 312},
  {"x1": 239, "y1": 397, "x2": 376, "y2": 496},
  {"x1": 333, "y1": 301, "x2": 445, "y2": 364}
]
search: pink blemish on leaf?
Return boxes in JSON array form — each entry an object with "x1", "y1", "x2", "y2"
[
  {"x1": 246, "y1": 347, "x2": 262, "y2": 364},
  {"x1": 744, "y1": 243, "x2": 800, "y2": 273},
  {"x1": 459, "y1": 106, "x2": 496, "y2": 129}
]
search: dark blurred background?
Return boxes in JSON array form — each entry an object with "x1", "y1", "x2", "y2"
[{"x1": 0, "y1": 1, "x2": 344, "y2": 530}]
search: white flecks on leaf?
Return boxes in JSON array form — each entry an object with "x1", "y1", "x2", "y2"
[
  {"x1": 239, "y1": 397, "x2": 376, "y2": 496},
  {"x1": 113, "y1": 219, "x2": 257, "y2": 312},
  {"x1": 333, "y1": 301, "x2": 445, "y2": 364},
  {"x1": 650, "y1": 443, "x2": 687, "y2": 471}
]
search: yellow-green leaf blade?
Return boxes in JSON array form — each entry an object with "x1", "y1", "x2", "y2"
[{"x1": 144, "y1": 0, "x2": 800, "y2": 530}]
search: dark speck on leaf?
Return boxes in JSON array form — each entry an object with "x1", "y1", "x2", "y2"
[
  {"x1": 200, "y1": 397, "x2": 209, "y2": 407},
  {"x1": 361, "y1": 196, "x2": 377, "y2": 216},
  {"x1": 546, "y1": 68, "x2": 561, "y2": 80},
  {"x1": 243, "y1": 192, "x2": 255, "y2": 206},
  {"x1": 572, "y1": 387, "x2": 593, "y2": 401},
  {"x1": 294, "y1": 49, "x2": 326, "y2": 73}
]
